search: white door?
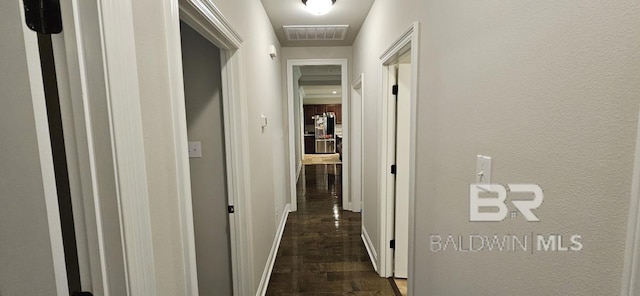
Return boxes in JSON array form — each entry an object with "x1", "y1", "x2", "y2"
[
  {"x1": 0, "y1": 1, "x2": 69, "y2": 294},
  {"x1": 393, "y1": 62, "x2": 412, "y2": 278}
]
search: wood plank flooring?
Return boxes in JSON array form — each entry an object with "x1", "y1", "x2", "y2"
[{"x1": 266, "y1": 164, "x2": 395, "y2": 295}]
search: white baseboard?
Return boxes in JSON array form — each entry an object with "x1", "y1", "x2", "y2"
[
  {"x1": 362, "y1": 225, "x2": 378, "y2": 272},
  {"x1": 256, "y1": 203, "x2": 291, "y2": 296}
]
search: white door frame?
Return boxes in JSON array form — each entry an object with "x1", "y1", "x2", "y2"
[
  {"x1": 177, "y1": 1, "x2": 254, "y2": 295},
  {"x1": 54, "y1": 0, "x2": 158, "y2": 294},
  {"x1": 622, "y1": 109, "x2": 640, "y2": 296},
  {"x1": 351, "y1": 74, "x2": 364, "y2": 212},
  {"x1": 378, "y1": 22, "x2": 419, "y2": 292},
  {"x1": 286, "y1": 59, "x2": 349, "y2": 212},
  {"x1": 51, "y1": 0, "x2": 252, "y2": 294}
]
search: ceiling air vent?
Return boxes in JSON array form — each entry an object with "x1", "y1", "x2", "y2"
[{"x1": 283, "y1": 25, "x2": 349, "y2": 41}]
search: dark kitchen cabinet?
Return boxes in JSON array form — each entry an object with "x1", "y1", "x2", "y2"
[
  {"x1": 304, "y1": 135, "x2": 315, "y2": 154},
  {"x1": 303, "y1": 105, "x2": 314, "y2": 125},
  {"x1": 303, "y1": 104, "x2": 342, "y2": 124},
  {"x1": 325, "y1": 104, "x2": 342, "y2": 124}
]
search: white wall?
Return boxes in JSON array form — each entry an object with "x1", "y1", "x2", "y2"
[
  {"x1": 132, "y1": 0, "x2": 287, "y2": 294},
  {"x1": 353, "y1": 1, "x2": 640, "y2": 294},
  {"x1": 180, "y1": 23, "x2": 233, "y2": 295}
]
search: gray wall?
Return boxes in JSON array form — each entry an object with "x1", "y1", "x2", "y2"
[
  {"x1": 180, "y1": 23, "x2": 233, "y2": 295},
  {"x1": 353, "y1": 1, "x2": 640, "y2": 295}
]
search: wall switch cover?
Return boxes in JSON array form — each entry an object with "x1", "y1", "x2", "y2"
[
  {"x1": 476, "y1": 155, "x2": 492, "y2": 184},
  {"x1": 188, "y1": 141, "x2": 202, "y2": 158}
]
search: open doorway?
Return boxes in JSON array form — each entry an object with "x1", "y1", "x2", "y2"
[
  {"x1": 286, "y1": 59, "x2": 350, "y2": 212},
  {"x1": 298, "y1": 65, "x2": 343, "y2": 165},
  {"x1": 175, "y1": 1, "x2": 253, "y2": 294},
  {"x1": 379, "y1": 23, "x2": 419, "y2": 296},
  {"x1": 388, "y1": 55, "x2": 412, "y2": 295},
  {"x1": 179, "y1": 21, "x2": 233, "y2": 295}
]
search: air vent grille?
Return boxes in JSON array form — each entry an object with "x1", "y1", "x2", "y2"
[{"x1": 283, "y1": 25, "x2": 349, "y2": 41}]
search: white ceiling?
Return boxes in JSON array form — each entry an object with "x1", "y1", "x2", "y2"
[
  {"x1": 260, "y1": 0, "x2": 375, "y2": 47},
  {"x1": 299, "y1": 65, "x2": 341, "y2": 85},
  {"x1": 297, "y1": 65, "x2": 342, "y2": 104},
  {"x1": 302, "y1": 85, "x2": 342, "y2": 104},
  {"x1": 302, "y1": 85, "x2": 342, "y2": 97}
]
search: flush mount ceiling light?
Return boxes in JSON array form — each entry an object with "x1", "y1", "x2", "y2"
[{"x1": 302, "y1": 0, "x2": 336, "y2": 15}]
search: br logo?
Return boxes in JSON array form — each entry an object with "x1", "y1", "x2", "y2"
[{"x1": 469, "y1": 184, "x2": 543, "y2": 222}]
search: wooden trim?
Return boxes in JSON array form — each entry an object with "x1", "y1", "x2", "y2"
[
  {"x1": 257, "y1": 204, "x2": 291, "y2": 295},
  {"x1": 406, "y1": 22, "x2": 420, "y2": 296},
  {"x1": 98, "y1": 0, "x2": 158, "y2": 293},
  {"x1": 51, "y1": 0, "x2": 124, "y2": 293},
  {"x1": 362, "y1": 225, "x2": 378, "y2": 272},
  {"x1": 163, "y1": 1, "x2": 199, "y2": 294},
  {"x1": 179, "y1": 0, "x2": 242, "y2": 48},
  {"x1": 622, "y1": 108, "x2": 640, "y2": 296}
]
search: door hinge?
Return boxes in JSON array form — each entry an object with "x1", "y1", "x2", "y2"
[
  {"x1": 23, "y1": 0, "x2": 63, "y2": 34},
  {"x1": 390, "y1": 164, "x2": 397, "y2": 175},
  {"x1": 392, "y1": 85, "x2": 398, "y2": 96},
  {"x1": 228, "y1": 205, "x2": 235, "y2": 214},
  {"x1": 390, "y1": 240, "x2": 395, "y2": 249}
]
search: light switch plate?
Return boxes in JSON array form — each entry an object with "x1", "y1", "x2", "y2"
[
  {"x1": 476, "y1": 155, "x2": 492, "y2": 184},
  {"x1": 188, "y1": 141, "x2": 202, "y2": 158}
]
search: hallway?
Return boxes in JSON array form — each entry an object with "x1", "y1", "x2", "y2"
[{"x1": 266, "y1": 165, "x2": 395, "y2": 295}]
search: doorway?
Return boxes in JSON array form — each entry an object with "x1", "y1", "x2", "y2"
[
  {"x1": 298, "y1": 65, "x2": 343, "y2": 165},
  {"x1": 379, "y1": 23, "x2": 419, "y2": 295},
  {"x1": 179, "y1": 22, "x2": 233, "y2": 295},
  {"x1": 286, "y1": 59, "x2": 350, "y2": 212},
  {"x1": 176, "y1": 1, "x2": 252, "y2": 294},
  {"x1": 389, "y1": 56, "x2": 412, "y2": 294}
]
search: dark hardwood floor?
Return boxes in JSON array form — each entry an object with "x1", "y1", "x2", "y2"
[{"x1": 266, "y1": 164, "x2": 396, "y2": 295}]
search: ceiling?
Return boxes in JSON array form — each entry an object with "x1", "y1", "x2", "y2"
[
  {"x1": 299, "y1": 65, "x2": 341, "y2": 85},
  {"x1": 296, "y1": 65, "x2": 342, "y2": 104},
  {"x1": 260, "y1": 0, "x2": 375, "y2": 47}
]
